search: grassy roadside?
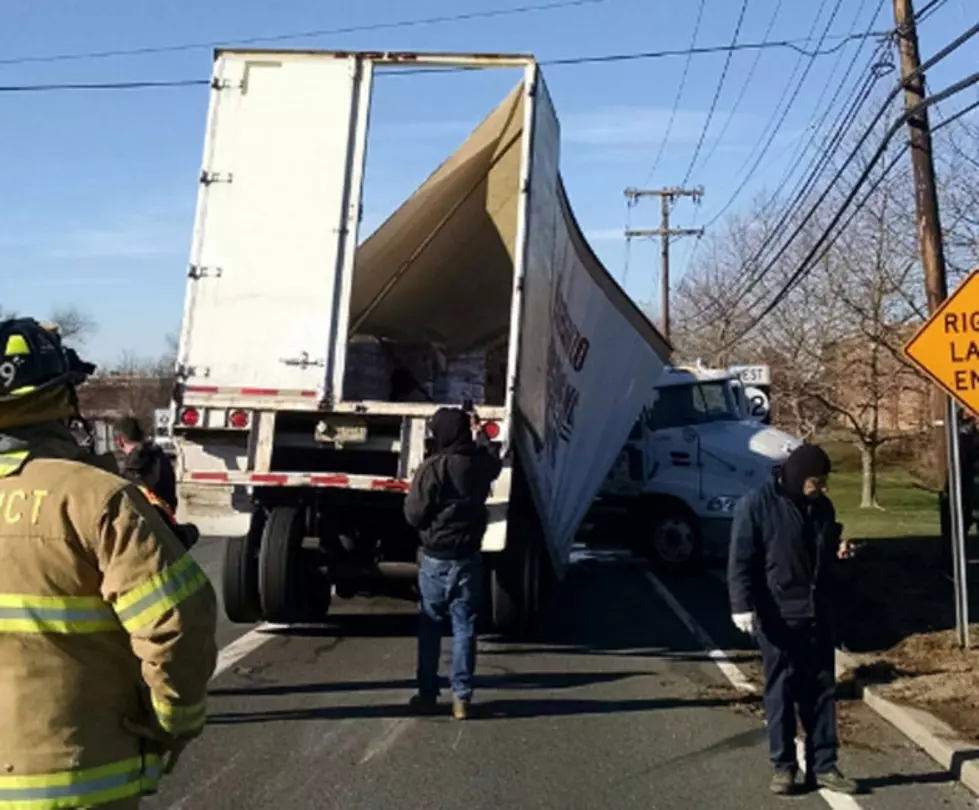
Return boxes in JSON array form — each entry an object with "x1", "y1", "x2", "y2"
[{"x1": 822, "y1": 441, "x2": 940, "y2": 540}]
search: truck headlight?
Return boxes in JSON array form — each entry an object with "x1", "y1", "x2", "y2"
[{"x1": 707, "y1": 496, "x2": 738, "y2": 513}]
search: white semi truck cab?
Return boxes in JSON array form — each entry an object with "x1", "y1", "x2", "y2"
[{"x1": 595, "y1": 363, "x2": 801, "y2": 566}]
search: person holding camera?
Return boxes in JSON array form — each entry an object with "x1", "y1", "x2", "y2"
[{"x1": 403, "y1": 407, "x2": 501, "y2": 720}]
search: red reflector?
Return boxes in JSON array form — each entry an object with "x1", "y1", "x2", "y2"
[
  {"x1": 371, "y1": 479, "x2": 410, "y2": 492},
  {"x1": 301, "y1": 390, "x2": 318, "y2": 398},
  {"x1": 240, "y1": 388, "x2": 278, "y2": 397},
  {"x1": 186, "y1": 385, "x2": 219, "y2": 394},
  {"x1": 228, "y1": 409, "x2": 249, "y2": 429},
  {"x1": 180, "y1": 407, "x2": 200, "y2": 427},
  {"x1": 311, "y1": 474, "x2": 350, "y2": 487},
  {"x1": 482, "y1": 421, "x2": 501, "y2": 440},
  {"x1": 190, "y1": 472, "x2": 228, "y2": 482},
  {"x1": 251, "y1": 474, "x2": 287, "y2": 485}
]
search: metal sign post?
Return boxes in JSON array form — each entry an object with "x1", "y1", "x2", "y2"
[{"x1": 945, "y1": 399, "x2": 970, "y2": 649}]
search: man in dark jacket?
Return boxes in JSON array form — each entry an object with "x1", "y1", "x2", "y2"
[
  {"x1": 114, "y1": 415, "x2": 178, "y2": 512},
  {"x1": 404, "y1": 407, "x2": 501, "y2": 720},
  {"x1": 728, "y1": 444, "x2": 857, "y2": 797}
]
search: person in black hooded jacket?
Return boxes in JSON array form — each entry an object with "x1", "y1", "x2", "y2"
[
  {"x1": 403, "y1": 407, "x2": 501, "y2": 719},
  {"x1": 728, "y1": 443, "x2": 857, "y2": 797}
]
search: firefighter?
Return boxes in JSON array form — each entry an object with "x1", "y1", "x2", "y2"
[{"x1": 0, "y1": 317, "x2": 218, "y2": 809}]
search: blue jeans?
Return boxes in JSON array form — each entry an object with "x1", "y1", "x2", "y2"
[{"x1": 417, "y1": 552, "x2": 482, "y2": 702}]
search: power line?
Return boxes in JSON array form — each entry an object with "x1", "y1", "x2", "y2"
[
  {"x1": 686, "y1": 19, "x2": 979, "y2": 330},
  {"x1": 680, "y1": 0, "x2": 750, "y2": 187},
  {"x1": 0, "y1": 32, "x2": 892, "y2": 94},
  {"x1": 0, "y1": 0, "x2": 605, "y2": 66},
  {"x1": 642, "y1": 0, "x2": 707, "y2": 186},
  {"x1": 699, "y1": 0, "x2": 846, "y2": 228},
  {"x1": 693, "y1": 0, "x2": 786, "y2": 174},
  {"x1": 683, "y1": 0, "x2": 882, "y2": 282},
  {"x1": 691, "y1": 3, "x2": 889, "y2": 312},
  {"x1": 717, "y1": 69, "x2": 979, "y2": 353}
]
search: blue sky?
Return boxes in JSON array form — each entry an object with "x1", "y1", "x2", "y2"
[{"x1": 1, "y1": 0, "x2": 975, "y2": 365}]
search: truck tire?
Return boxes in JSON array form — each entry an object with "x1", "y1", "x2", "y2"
[
  {"x1": 222, "y1": 510, "x2": 264, "y2": 624},
  {"x1": 258, "y1": 506, "x2": 306, "y2": 623},
  {"x1": 489, "y1": 538, "x2": 539, "y2": 637},
  {"x1": 647, "y1": 509, "x2": 701, "y2": 571}
]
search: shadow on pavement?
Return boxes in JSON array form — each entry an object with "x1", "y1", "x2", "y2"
[
  {"x1": 210, "y1": 670, "x2": 643, "y2": 698},
  {"x1": 207, "y1": 694, "x2": 756, "y2": 725}
]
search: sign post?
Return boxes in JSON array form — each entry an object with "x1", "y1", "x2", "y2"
[{"x1": 903, "y1": 270, "x2": 979, "y2": 649}]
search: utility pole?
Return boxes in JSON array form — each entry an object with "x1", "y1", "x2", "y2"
[
  {"x1": 892, "y1": 0, "x2": 968, "y2": 647},
  {"x1": 892, "y1": 0, "x2": 949, "y2": 482},
  {"x1": 624, "y1": 186, "x2": 704, "y2": 340}
]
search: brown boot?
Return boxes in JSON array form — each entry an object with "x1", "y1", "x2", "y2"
[{"x1": 452, "y1": 698, "x2": 470, "y2": 721}]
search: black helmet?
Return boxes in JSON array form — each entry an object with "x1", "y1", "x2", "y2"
[{"x1": 0, "y1": 318, "x2": 95, "y2": 403}]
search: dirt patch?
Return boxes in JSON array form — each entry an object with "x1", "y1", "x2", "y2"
[
  {"x1": 833, "y1": 534, "x2": 979, "y2": 740},
  {"x1": 849, "y1": 628, "x2": 979, "y2": 741}
]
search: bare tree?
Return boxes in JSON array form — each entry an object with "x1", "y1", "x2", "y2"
[{"x1": 48, "y1": 307, "x2": 96, "y2": 344}]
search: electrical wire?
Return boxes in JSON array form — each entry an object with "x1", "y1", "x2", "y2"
[
  {"x1": 691, "y1": 19, "x2": 888, "y2": 313},
  {"x1": 688, "y1": 19, "x2": 979, "y2": 326},
  {"x1": 680, "y1": 0, "x2": 750, "y2": 187},
  {"x1": 683, "y1": 0, "x2": 882, "y2": 285},
  {"x1": 0, "y1": 31, "x2": 895, "y2": 93},
  {"x1": 716, "y1": 68, "x2": 979, "y2": 353},
  {"x1": 699, "y1": 0, "x2": 846, "y2": 228},
  {"x1": 693, "y1": 0, "x2": 786, "y2": 175},
  {"x1": 642, "y1": 0, "x2": 707, "y2": 186},
  {"x1": 0, "y1": 0, "x2": 605, "y2": 66}
]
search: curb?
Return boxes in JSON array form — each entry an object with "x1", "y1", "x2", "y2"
[{"x1": 835, "y1": 648, "x2": 979, "y2": 796}]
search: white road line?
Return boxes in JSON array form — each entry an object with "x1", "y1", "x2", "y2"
[
  {"x1": 646, "y1": 571, "x2": 867, "y2": 810},
  {"x1": 795, "y1": 739, "x2": 864, "y2": 810},
  {"x1": 212, "y1": 623, "x2": 279, "y2": 679},
  {"x1": 644, "y1": 571, "x2": 755, "y2": 694}
]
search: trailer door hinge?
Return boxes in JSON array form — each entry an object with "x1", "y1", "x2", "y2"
[
  {"x1": 211, "y1": 77, "x2": 244, "y2": 91},
  {"x1": 188, "y1": 264, "x2": 223, "y2": 279},
  {"x1": 281, "y1": 352, "x2": 326, "y2": 370},
  {"x1": 200, "y1": 170, "x2": 233, "y2": 185}
]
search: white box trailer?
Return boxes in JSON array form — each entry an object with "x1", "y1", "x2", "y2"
[{"x1": 172, "y1": 49, "x2": 670, "y2": 632}]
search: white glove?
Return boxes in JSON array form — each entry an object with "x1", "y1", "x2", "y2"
[{"x1": 732, "y1": 612, "x2": 755, "y2": 635}]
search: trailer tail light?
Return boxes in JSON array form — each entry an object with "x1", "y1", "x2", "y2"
[
  {"x1": 482, "y1": 421, "x2": 501, "y2": 440},
  {"x1": 179, "y1": 407, "x2": 200, "y2": 428},
  {"x1": 227, "y1": 409, "x2": 250, "y2": 430}
]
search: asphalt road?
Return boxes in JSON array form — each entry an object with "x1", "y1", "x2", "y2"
[{"x1": 150, "y1": 539, "x2": 978, "y2": 810}]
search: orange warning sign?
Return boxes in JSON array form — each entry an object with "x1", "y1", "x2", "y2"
[{"x1": 904, "y1": 270, "x2": 979, "y2": 414}]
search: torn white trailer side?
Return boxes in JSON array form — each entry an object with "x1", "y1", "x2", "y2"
[{"x1": 173, "y1": 50, "x2": 670, "y2": 634}]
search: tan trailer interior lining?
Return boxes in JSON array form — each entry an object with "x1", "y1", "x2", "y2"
[{"x1": 349, "y1": 82, "x2": 525, "y2": 353}]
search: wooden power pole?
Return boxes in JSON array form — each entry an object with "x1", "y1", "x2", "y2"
[
  {"x1": 892, "y1": 0, "x2": 950, "y2": 486},
  {"x1": 624, "y1": 186, "x2": 704, "y2": 340}
]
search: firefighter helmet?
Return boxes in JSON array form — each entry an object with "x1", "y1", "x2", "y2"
[{"x1": 0, "y1": 317, "x2": 95, "y2": 403}]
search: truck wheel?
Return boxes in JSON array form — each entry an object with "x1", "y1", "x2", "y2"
[
  {"x1": 222, "y1": 509, "x2": 264, "y2": 624},
  {"x1": 490, "y1": 539, "x2": 538, "y2": 637},
  {"x1": 258, "y1": 506, "x2": 306, "y2": 623},
  {"x1": 648, "y1": 510, "x2": 701, "y2": 571}
]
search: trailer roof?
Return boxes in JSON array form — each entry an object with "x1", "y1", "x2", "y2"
[{"x1": 213, "y1": 49, "x2": 536, "y2": 69}]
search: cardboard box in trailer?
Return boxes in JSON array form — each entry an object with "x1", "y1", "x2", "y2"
[{"x1": 171, "y1": 49, "x2": 670, "y2": 633}]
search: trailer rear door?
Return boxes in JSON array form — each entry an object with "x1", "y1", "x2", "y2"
[{"x1": 178, "y1": 52, "x2": 371, "y2": 394}]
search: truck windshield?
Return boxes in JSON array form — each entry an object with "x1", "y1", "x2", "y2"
[{"x1": 648, "y1": 382, "x2": 740, "y2": 429}]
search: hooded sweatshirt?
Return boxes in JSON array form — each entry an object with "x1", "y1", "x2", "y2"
[
  {"x1": 403, "y1": 408, "x2": 502, "y2": 560},
  {"x1": 728, "y1": 443, "x2": 842, "y2": 623}
]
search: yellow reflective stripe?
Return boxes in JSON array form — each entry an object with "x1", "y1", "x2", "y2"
[
  {"x1": 3, "y1": 335, "x2": 29, "y2": 356},
  {"x1": 113, "y1": 554, "x2": 209, "y2": 632},
  {"x1": 9, "y1": 386, "x2": 36, "y2": 396},
  {"x1": 152, "y1": 692, "x2": 207, "y2": 735},
  {"x1": 0, "y1": 754, "x2": 161, "y2": 808},
  {"x1": 0, "y1": 451, "x2": 28, "y2": 479},
  {"x1": 0, "y1": 593, "x2": 118, "y2": 635}
]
